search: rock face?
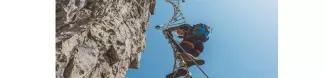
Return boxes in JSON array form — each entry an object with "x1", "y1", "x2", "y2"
[{"x1": 56, "y1": 0, "x2": 155, "y2": 78}]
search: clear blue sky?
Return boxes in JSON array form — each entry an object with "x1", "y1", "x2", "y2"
[{"x1": 126, "y1": 0, "x2": 277, "y2": 78}]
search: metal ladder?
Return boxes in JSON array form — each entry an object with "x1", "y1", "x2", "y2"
[{"x1": 155, "y1": 0, "x2": 210, "y2": 78}]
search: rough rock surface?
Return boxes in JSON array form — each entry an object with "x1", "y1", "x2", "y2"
[{"x1": 56, "y1": 0, "x2": 155, "y2": 78}]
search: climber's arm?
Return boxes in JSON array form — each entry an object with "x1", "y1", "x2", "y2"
[
  {"x1": 167, "y1": 26, "x2": 181, "y2": 31},
  {"x1": 167, "y1": 24, "x2": 191, "y2": 31}
]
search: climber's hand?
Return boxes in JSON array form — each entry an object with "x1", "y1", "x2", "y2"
[
  {"x1": 163, "y1": 30, "x2": 171, "y2": 34},
  {"x1": 177, "y1": 53, "x2": 195, "y2": 61}
]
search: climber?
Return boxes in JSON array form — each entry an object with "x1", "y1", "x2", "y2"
[{"x1": 164, "y1": 23, "x2": 211, "y2": 78}]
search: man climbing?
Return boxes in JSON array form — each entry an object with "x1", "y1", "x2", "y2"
[{"x1": 164, "y1": 23, "x2": 211, "y2": 78}]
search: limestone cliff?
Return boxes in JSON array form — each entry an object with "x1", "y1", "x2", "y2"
[{"x1": 56, "y1": 0, "x2": 155, "y2": 78}]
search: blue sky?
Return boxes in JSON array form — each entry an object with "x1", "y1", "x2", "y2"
[{"x1": 126, "y1": 0, "x2": 277, "y2": 78}]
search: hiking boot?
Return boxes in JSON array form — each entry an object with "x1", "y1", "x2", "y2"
[
  {"x1": 185, "y1": 59, "x2": 205, "y2": 67},
  {"x1": 166, "y1": 69, "x2": 188, "y2": 78}
]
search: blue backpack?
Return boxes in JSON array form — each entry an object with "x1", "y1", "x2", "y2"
[{"x1": 193, "y1": 23, "x2": 211, "y2": 42}]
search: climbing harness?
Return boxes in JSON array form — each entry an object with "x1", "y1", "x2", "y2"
[{"x1": 155, "y1": 0, "x2": 210, "y2": 78}]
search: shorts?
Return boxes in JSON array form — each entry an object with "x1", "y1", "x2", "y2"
[{"x1": 178, "y1": 40, "x2": 201, "y2": 57}]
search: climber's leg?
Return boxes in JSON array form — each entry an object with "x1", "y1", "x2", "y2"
[
  {"x1": 166, "y1": 68, "x2": 188, "y2": 78},
  {"x1": 177, "y1": 53, "x2": 194, "y2": 61},
  {"x1": 177, "y1": 49, "x2": 204, "y2": 67},
  {"x1": 183, "y1": 48, "x2": 205, "y2": 67},
  {"x1": 176, "y1": 40, "x2": 196, "y2": 61},
  {"x1": 185, "y1": 59, "x2": 205, "y2": 68},
  {"x1": 177, "y1": 40, "x2": 205, "y2": 67}
]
